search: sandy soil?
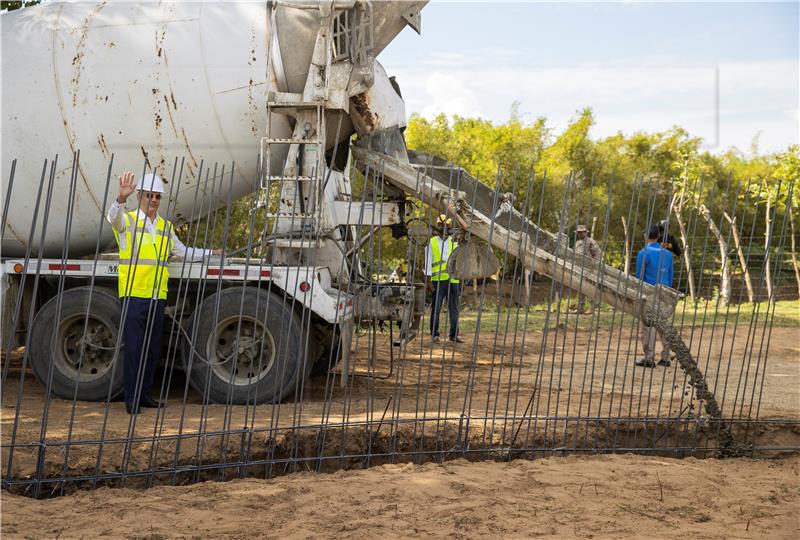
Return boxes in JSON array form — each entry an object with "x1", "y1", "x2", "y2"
[
  {"x1": 3, "y1": 454, "x2": 798, "y2": 539},
  {"x1": 2, "y1": 324, "x2": 798, "y2": 482}
]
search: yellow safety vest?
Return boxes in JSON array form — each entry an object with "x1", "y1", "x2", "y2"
[
  {"x1": 112, "y1": 211, "x2": 174, "y2": 300},
  {"x1": 430, "y1": 236, "x2": 459, "y2": 284}
]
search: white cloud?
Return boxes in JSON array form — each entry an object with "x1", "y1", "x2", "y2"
[
  {"x1": 419, "y1": 72, "x2": 483, "y2": 119},
  {"x1": 390, "y1": 58, "x2": 799, "y2": 155}
]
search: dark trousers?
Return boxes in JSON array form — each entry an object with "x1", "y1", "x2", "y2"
[
  {"x1": 430, "y1": 281, "x2": 460, "y2": 339},
  {"x1": 121, "y1": 297, "x2": 165, "y2": 404}
]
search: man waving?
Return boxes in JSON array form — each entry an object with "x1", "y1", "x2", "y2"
[{"x1": 107, "y1": 171, "x2": 221, "y2": 414}]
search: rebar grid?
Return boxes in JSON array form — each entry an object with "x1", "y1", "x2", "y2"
[{"x1": 1, "y1": 151, "x2": 797, "y2": 498}]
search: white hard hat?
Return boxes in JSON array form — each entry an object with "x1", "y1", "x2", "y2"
[{"x1": 136, "y1": 173, "x2": 166, "y2": 194}]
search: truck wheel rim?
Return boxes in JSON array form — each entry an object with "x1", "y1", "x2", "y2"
[
  {"x1": 207, "y1": 316, "x2": 276, "y2": 386},
  {"x1": 56, "y1": 314, "x2": 117, "y2": 382}
]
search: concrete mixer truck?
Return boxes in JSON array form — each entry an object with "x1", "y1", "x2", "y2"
[{"x1": 1, "y1": 0, "x2": 680, "y2": 406}]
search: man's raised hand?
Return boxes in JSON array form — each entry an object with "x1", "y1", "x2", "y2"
[{"x1": 117, "y1": 171, "x2": 136, "y2": 203}]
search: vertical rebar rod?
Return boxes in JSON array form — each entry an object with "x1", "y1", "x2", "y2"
[
  {"x1": 59, "y1": 153, "x2": 115, "y2": 496},
  {"x1": 4, "y1": 155, "x2": 58, "y2": 486},
  {"x1": 33, "y1": 151, "x2": 80, "y2": 498}
]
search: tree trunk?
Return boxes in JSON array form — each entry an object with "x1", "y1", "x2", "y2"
[
  {"x1": 672, "y1": 193, "x2": 696, "y2": 303},
  {"x1": 723, "y1": 212, "x2": 754, "y2": 303},
  {"x1": 590, "y1": 216, "x2": 598, "y2": 238},
  {"x1": 524, "y1": 268, "x2": 531, "y2": 306},
  {"x1": 789, "y1": 205, "x2": 800, "y2": 298},
  {"x1": 621, "y1": 216, "x2": 631, "y2": 274},
  {"x1": 699, "y1": 204, "x2": 730, "y2": 306},
  {"x1": 765, "y1": 196, "x2": 773, "y2": 301}
]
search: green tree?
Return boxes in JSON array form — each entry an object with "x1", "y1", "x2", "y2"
[
  {"x1": 404, "y1": 110, "x2": 797, "y2": 302},
  {"x1": 1, "y1": 1, "x2": 40, "y2": 12}
]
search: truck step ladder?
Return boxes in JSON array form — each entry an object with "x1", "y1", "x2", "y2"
[{"x1": 259, "y1": 97, "x2": 326, "y2": 222}]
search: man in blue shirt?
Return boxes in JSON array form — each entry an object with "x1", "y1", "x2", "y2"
[{"x1": 635, "y1": 225, "x2": 674, "y2": 368}]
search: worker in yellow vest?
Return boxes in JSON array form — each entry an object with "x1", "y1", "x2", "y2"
[
  {"x1": 107, "y1": 171, "x2": 221, "y2": 414},
  {"x1": 425, "y1": 215, "x2": 463, "y2": 344}
]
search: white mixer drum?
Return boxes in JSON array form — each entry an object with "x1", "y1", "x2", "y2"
[{"x1": 1, "y1": 1, "x2": 308, "y2": 257}]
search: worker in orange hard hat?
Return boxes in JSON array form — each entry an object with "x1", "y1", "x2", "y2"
[
  {"x1": 107, "y1": 171, "x2": 222, "y2": 415},
  {"x1": 426, "y1": 214, "x2": 463, "y2": 344}
]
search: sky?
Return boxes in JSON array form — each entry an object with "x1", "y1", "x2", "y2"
[{"x1": 380, "y1": 1, "x2": 799, "y2": 156}]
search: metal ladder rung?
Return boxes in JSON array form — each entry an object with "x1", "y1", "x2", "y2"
[
  {"x1": 268, "y1": 101, "x2": 324, "y2": 109},
  {"x1": 264, "y1": 175, "x2": 316, "y2": 182},
  {"x1": 262, "y1": 138, "x2": 321, "y2": 145},
  {"x1": 269, "y1": 238, "x2": 325, "y2": 248},
  {"x1": 259, "y1": 176, "x2": 316, "y2": 189},
  {"x1": 264, "y1": 212, "x2": 316, "y2": 219}
]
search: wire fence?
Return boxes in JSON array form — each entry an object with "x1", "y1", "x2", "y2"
[{"x1": 1, "y1": 149, "x2": 798, "y2": 499}]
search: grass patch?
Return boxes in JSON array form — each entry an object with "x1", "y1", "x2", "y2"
[{"x1": 453, "y1": 299, "x2": 799, "y2": 334}]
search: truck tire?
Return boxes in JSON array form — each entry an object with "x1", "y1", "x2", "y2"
[
  {"x1": 183, "y1": 287, "x2": 305, "y2": 405},
  {"x1": 309, "y1": 325, "x2": 341, "y2": 377},
  {"x1": 29, "y1": 287, "x2": 124, "y2": 401}
]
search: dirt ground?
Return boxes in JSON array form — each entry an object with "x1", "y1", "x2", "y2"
[
  {"x1": 3, "y1": 454, "x2": 798, "y2": 539},
  {"x1": 2, "y1": 323, "x2": 798, "y2": 482}
]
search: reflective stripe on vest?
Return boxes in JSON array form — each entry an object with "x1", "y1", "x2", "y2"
[
  {"x1": 430, "y1": 236, "x2": 459, "y2": 283},
  {"x1": 112, "y1": 211, "x2": 174, "y2": 299},
  {"x1": 117, "y1": 258, "x2": 161, "y2": 266},
  {"x1": 130, "y1": 225, "x2": 171, "y2": 239}
]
